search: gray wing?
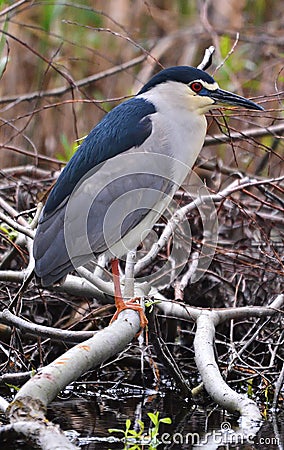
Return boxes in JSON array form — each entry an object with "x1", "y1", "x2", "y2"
[{"x1": 34, "y1": 149, "x2": 177, "y2": 286}]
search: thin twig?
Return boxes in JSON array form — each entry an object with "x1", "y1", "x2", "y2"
[
  {"x1": 123, "y1": 250, "x2": 136, "y2": 299},
  {"x1": 134, "y1": 175, "x2": 284, "y2": 276},
  {"x1": 272, "y1": 362, "x2": 284, "y2": 410},
  {"x1": 0, "y1": 55, "x2": 146, "y2": 105},
  {"x1": 204, "y1": 123, "x2": 284, "y2": 146},
  {"x1": 0, "y1": 211, "x2": 34, "y2": 239},
  {"x1": 76, "y1": 266, "x2": 114, "y2": 296},
  {"x1": 0, "y1": 0, "x2": 27, "y2": 17},
  {"x1": 214, "y1": 33, "x2": 240, "y2": 73},
  {"x1": 0, "y1": 309, "x2": 95, "y2": 343}
]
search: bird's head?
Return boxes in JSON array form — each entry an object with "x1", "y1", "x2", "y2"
[{"x1": 138, "y1": 66, "x2": 263, "y2": 114}]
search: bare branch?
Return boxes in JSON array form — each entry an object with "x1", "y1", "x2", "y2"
[
  {"x1": 8, "y1": 309, "x2": 142, "y2": 413},
  {"x1": 194, "y1": 311, "x2": 262, "y2": 423},
  {"x1": 205, "y1": 122, "x2": 284, "y2": 146},
  {"x1": 215, "y1": 33, "x2": 240, "y2": 73},
  {"x1": 0, "y1": 211, "x2": 34, "y2": 239},
  {"x1": 0, "y1": 0, "x2": 27, "y2": 17},
  {"x1": 0, "y1": 396, "x2": 9, "y2": 414},
  {"x1": 156, "y1": 294, "x2": 284, "y2": 323},
  {"x1": 0, "y1": 421, "x2": 78, "y2": 450},
  {"x1": 76, "y1": 266, "x2": 114, "y2": 296},
  {"x1": 0, "y1": 197, "x2": 30, "y2": 226},
  {"x1": 134, "y1": 175, "x2": 284, "y2": 277},
  {"x1": 273, "y1": 363, "x2": 284, "y2": 411},
  {"x1": 123, "y1": 250, "x2": 136, "y2": 299},
  {"x1": 0, "y1": 270, "x2": 108, "y2": 301},
  {"x1": 0, "y1": 309, "x2": 95, "y2": 343},
  {"x1": 0, "y1": 55, "x2": 146, "y2": 105}
]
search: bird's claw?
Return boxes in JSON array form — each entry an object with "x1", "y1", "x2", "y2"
[{"x1": 110, "y1": 296, "x2": 148, "y2": 330}]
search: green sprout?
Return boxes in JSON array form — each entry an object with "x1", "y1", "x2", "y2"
[
  {"x1": 0, "y1": 224, "x2": 18, "y2": 241},
  {"x1": 247, "y1": 378, "x2": 253, "y2": 398},
  {"x1": 148, "y1": 411, "x2": 172, "y2": 446},
  {"x1": 57, "y1": 134, "x2": 86, "y2": 162},
  {"x1": 144, "y1": 298, "x2": 161, "y2": 314},
  {"x1": 108, "y1": 411, "x2": 172, "y2": 449}
]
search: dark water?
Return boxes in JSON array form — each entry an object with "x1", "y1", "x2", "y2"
[{"x1": 47, "y1": 386, "x2": 284, "y2": 449}]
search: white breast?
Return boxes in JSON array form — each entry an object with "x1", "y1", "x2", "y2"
[
  {"x1": 105, "y1": 93, "x2": 207, "y2": 259},
  {"x1": 138, "y1": 82, "x2": 207, "y2": 181}
]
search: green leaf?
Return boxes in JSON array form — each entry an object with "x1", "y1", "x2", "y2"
[
  {"x1": 127, "y1": 429, "x2": 138, "y2": 437},
  {"x1": 220, "y1": 35, "x2": 231, "y2": 59},
  {"x1": 57, "y1": 134, "x2": 85, "y2": 162},
  {"x1": 160, "y1": 417, "x2": 172, "y2": 424},
  {"x1": 145, "y1": 298, "x2": 161, "y2": 313},
  {"x1": 125, "y1": 418, "x2": 132, "y2": 430},
  {"x1": 247, "y1": 378, "x2": 253, "y2": 398},
  {"x1": 147, "y1": 412, "x2": 159, "y2": 425},
  {"x1": 108, "y1": 428, "x2": 124, "y2": 434},
  {"x1": 0, "y1": 225, "x2": 18, "y2": 240},
  {"x1": 136, "y1": 419, "x2": 144, "y2": 434},
  {"x1": 5, "y1": 383, "x2": 20, "y2": 391}
]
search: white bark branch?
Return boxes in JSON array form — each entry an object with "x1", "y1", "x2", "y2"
[
  {"x1": 6, "y1": 305, "x2": 145, "y2": 448},
  {"x1": 156, "y1": 294, "x2": 284, "y2": 323},
  {"x1": 205, "y1": 122, "x2": 284, "y2": 146},
  {"x1": 76, "y1": 266, "x2": 114, "y2": 296},
  {"x1": 0, "y1": 309, "x2": 95, "y2": 343},
  {"x1": 0, "y1": 211, "x2": 35, "y2": 239},
  {"x1": 0, "y1": 421, "x2": 78, "y2": 450},
  {"x1": 0, "y1": 269, "x2": 108, "y2": 300},
  {"x1": 8, "y1": 308, "x2": 142, "y2": 416},
  {"x1": 0, "y1": 396, "x2": 9, "y2": 413},
  {"x1": 123, "y1": 250, "x2": 136, "y2": 299},
  {"x1": 194, "y1": 311, "x2": 262, "y2": 424},
  {"x1": 157, "y1": 295, "x2": 283, "y2": 425}
]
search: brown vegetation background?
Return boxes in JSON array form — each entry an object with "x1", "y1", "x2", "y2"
[{"x1": 0, "y1": 0, "x2": 283, "y2": 173}]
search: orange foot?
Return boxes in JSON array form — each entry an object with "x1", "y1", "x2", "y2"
[
  {"x1": 110, "y1": 296, "x2": 148, "y2": 329},
  {"x1": 110, "y1": 259, "x2": 148, "y2": 330}
]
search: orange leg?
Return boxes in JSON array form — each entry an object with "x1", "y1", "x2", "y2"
[{"x1": 110, "y1": 259, "x2": 148, "y2": 329}]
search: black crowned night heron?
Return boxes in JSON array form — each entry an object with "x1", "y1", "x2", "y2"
[{"x1": 33, "y1": 65, "x2": 263, "y2": 327}]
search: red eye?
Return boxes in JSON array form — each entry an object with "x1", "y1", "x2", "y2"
[{"x1": 190, "y1": 82, "x2": 203, "y2": 93}]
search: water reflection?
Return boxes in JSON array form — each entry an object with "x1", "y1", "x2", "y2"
[{"x1": 47, "y1": 387, "x2": 283, "y2": 449}]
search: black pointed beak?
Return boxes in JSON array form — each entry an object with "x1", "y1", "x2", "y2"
[{"x1": 209, "y1": 88, "x2": 264, "y2": 111}]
